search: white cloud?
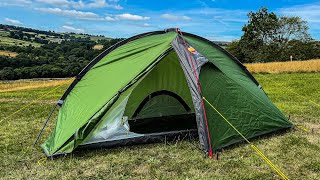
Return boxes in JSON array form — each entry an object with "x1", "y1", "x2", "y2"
[
  {"x1": 160, "y1": 14, "x2": 191, "y2": 21},
  {"x1": 277, "y1": 2, "x2": 320, "y2": 39},
  {"x1": 142, "y1": 23, "x2": 150, "y2": 27},
  {"x1": 73, "y1": 0, "x2": 123, "y2": 10},
  {"x1": 105, "y1": 16, "x2": 116, "y2": 21},
  {"x1": 0, "y1": 0, "x2": 32, "y2": 7},
  {"x1": 62, "y1": 25, "x2": 84, "y2": 33},
  {"x1": 104, "y1": 14, "x2": 150, "y2": 21},
  {"x1": 4, "y1": 18, "x2": 23, "y2": 25},
  {"x1": 36, "y1": 0, "x2": 68, "y2": 7},
  {"x1": 12, "y1": 0, "x2": 31, "y2": 3},
  {"x1": 35, "y1": 8, "x2": 149, "y2": 22},
  {"x1": 35, "y1": 7, "x2": 101, "y2": 20},
  {"x1": 35, "y1": 0, "x2": 123, "y2": 10},
  {"x1": 116, "y1": 13, "x2": 150, "y2": 21},
  {"x1": 278, "y1": 3, "x2": 320, "y2": 23}
]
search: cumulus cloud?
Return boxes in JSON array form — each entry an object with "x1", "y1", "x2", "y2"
[
  {"x1": 116, "y1": 13, "x2": 150, "y2": 21},
  {"x1": 278, "y1": 3, "x2": 320, "y2": 23},
  {"x1": 4, "y1": 18, "x2": 22, "y2": 25},
  {"x1": 160, "y1": 14, "x2": 191, "y2": 21},
  {"x1": 35, "y1": 0, "x2": 123, "y2": 10},
  {"x1": 0, "y1": 0, "x2": 32, "y2": 7},
  {"x1": 35, "y1": 8, "x2": 149, "y2": 22},
  {"x1": 35, "y1": 7, "x2": 101, "y2": 20},
  {"x1": 62, "y1": 25, "x2": 85, "y2": 33},
  {"x1": 104, "y1": 13, "x2": 150, "y2": 21},
  {"x1": 74, "y1": 0, "x2": 123, "y2": 10},
  {"x1": 105, "y1": 16, "x2": 116, "y2": 21},
  {"x1": 35, "y1": 0, "x2": 68, "y2": 7}
]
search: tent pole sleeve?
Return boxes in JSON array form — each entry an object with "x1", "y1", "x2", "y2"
[{"x1": 33, "y1": 104, "x2": 58, "y2": 147}]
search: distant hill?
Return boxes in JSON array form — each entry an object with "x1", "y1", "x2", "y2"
[
  {"x1": 0, "y1": 24, "x2": 110, "y2": 48},
  {"x1": 213, "y1": 41, "x2": 230, "y2": 45},
  {"x1": 0, "y1": 24, "x2": 122, "y2": 80}
]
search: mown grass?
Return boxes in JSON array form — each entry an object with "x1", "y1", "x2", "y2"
[
  {"x1": 245, "y1": 59, "x2": 320, "y2": 74},
  {"x1": 0, "y1": 73, "x2": 319, "y2": 179}
]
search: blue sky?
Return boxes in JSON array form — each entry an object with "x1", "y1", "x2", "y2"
[{"x1": 0, "y1": 0, "x2": 320, "y2": 41}]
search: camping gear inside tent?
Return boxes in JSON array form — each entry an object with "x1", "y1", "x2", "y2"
[{"x1": 39, "y1": 28, "x2": 292, "y2": 157}]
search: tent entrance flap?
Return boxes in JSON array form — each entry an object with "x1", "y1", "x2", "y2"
[
  {"x1": 123, "y1": 50, "x2": 195, "y2": 119},
  {"x1": 124, "y1": 50, "x2": 197, "y2": 135}
]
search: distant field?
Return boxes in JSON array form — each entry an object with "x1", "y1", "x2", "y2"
[
  {"x1": 70, "y1": 33, "x2": 110, "y2": 42},
  {"x1": 0, "y1": 73, "x2": 319, "y2": 179},
  {"x1": 245, "y1": 59, "x2": 320, "y2": 73},
  {"x1": 0, "y1": 25, "x2": 111, "y2": 49},
  {"x1": 0, "y1": 50, "x2": 18, "y2": 57},
  {"x1": 0, "y1": 36, "x2": 41, "y2": 47},
  {"x1": 0, "y1": 79, "x2": 73, "y2": 92},
  {"x1": 0, "y1": 30, "x2": 9, "y2": 36},
  {"x1": 93, "y1": 44, "x2": 104, "y2": 50},
  {"x1": 90, "y1": 36, "x2": 111, "y2": 42}
]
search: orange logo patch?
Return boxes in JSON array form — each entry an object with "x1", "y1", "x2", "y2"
[{"x1": 188, "y1": 47, "x2": 197, "y2": 53}]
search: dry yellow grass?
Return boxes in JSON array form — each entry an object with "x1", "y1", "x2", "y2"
[
  {"x1": 0, "y1": 50, "x2": 18, "y2": 57},
  {"x1": 93, "y1": 44, "x2": 104, "y2": 50},
  {"x1": 245, "y1": 59, "x2": 320, "y2": 73},
  {"x1": 0, "y1": 79, "x2": 73, "y2": 92}
]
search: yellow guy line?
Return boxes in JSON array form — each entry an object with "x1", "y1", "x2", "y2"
[
  {"x1": 295, "y1": 125, "x2": 311, "y2": 133},
  {"x1": 202, "y1": 97, "x2": 289, "y2": 180},
  {"x1": 0, "y1": 79, "x2": 73, "y2": 124},
  {"x1": 37, "y1": 157, "x2": 47, "y2": 166}
]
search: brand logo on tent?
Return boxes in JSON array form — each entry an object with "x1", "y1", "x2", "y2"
[{"x1": 188, "y1": 46, "x2": 198, "y2": 55}]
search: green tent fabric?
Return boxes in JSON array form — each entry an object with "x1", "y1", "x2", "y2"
[{"x1": 40, "y1": 29, "x2": 292, "y2": 157}]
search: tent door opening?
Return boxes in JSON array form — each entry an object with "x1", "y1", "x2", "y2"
[
  {"x1": 128, "y1": 90, "x2": 197, "y2": 134},
  {"x1": 122, "y1": 50, "x2": 198, "y2": 136}
]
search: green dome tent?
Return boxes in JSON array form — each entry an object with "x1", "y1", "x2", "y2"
[{"x1": 39, "y1": 28, "x2": 292, "y2": 157}]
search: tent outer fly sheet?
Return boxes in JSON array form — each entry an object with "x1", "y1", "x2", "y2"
[{"x1": 41, "y1": 28, "x2": 292, "y2": 157}]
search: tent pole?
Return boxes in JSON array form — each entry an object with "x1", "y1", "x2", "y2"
[{"x1": 33, "y1": 104, "x2": 58, "y2": 147}]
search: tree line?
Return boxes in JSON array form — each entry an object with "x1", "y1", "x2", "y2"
[
  {"x1": 0, "y1": 38, "x2": 122, "y2": 80},
  {"x1": 226, "y1": 8, "x2": 320, "y2": 63}
]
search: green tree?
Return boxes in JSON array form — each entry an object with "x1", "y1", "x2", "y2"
[
  {"x1": 0, "y1": 67, "x2": 15, "y2": 80},
  {"x1": 227, "y1": 7, "x2": 313, "y2": 63}
]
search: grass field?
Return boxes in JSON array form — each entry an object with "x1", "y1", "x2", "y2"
[
  {"x1": 0, "y1": 73, "x2": 319, "y2": 179},
  {"x1": 245, "y1": 59, "x2": 320, "y2": 73},
  {"x1": 0, "y1": 36, "x2": 41, "y2": 47},
  {"x1": 0, "y1": 30, "x2": 9, "y2": 36},
  {"x1": 0, "y1": 79, "x2": 73, "y2": 93},
  {"x1": 93, "y1": 44, "x2": 104, "y2": 50},
  {"x1": 0, "y1": 50, "x2": 18, "y2": 57}
]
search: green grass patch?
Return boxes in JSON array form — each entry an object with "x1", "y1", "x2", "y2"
[
  {"x1": 0, "y1": 36, "x2": 41, "y2": 47},
  {"x1": 0, "y1": 30, "x2": 9, "y2": 37},
  {"x1": 0, "y1": 73, "x2": 319, "y2": 179}
]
